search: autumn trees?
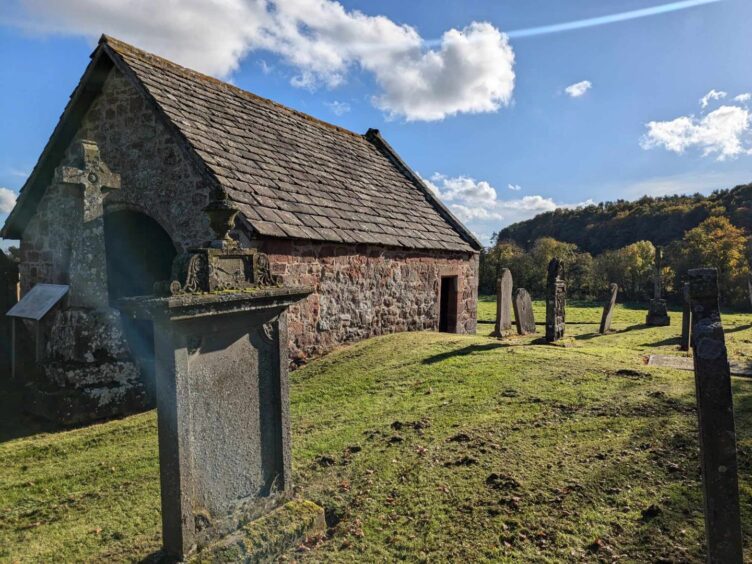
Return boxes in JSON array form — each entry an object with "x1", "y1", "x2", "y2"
[{"x1": 481, "y1": 215, "x2": 751, "y2": 307}]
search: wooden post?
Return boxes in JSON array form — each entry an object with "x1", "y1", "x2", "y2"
[{"x1": 688, "y1": 268, "x2": 742, "y2": 563}]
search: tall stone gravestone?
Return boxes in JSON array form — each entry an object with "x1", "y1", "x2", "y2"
[
  {"x1": 119, "y1": 195, "x2": 314, "y2": 560},
  {"x1": 599, "y1": 283, "x2": 618, "y2": 334},
  {"x1": 493, "y1": 269, "x2": 513, "y2": 337},
  {"x1": 646, "y1": 247, "x2": 670, "y2": 326},
  {"x1": 748, "y1": 273, "x2": 752, "y2": 310},
  {"x1": 688, "y1": 268, "x2": 742, "y2": 563},
  {"x1": 545, "y1": 258, "x2": 565, "y2": 342},
  {"x1": 680, "y1": 282, "x2": 691, "y2": 352},
  {"x1": 513, "y1": 288, "x2": 536, "y2": 335}
]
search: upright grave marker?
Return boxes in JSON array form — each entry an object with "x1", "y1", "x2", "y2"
[
  {"x1": 688, "y1": 268, "x2": 742, "y2": 563},
  {"x1": 646, "y1": 246, "x2": 670, "y2": 326},
  {"x1": 680, "y1": 282, "x2": 691, "y2": 352},
  {"x1": 599, "y1": 283, "x2": 618, "y2": 334},
  {"x1": 118, "y1": 194, "x2": 315, "y2": 560},
  {"x1": 513, "y1": 288, "x2": 535, "y2": 335},
  {"x1": 493, "y1": 269, "x2": 513, "y2": 338},
  {"x1": 545, "y1": 258, "x2": 565, "y2": 342}
]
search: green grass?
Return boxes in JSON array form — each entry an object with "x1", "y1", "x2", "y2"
[{"x1": 1, "y1": 300, "x2": 752, "y2": 562}]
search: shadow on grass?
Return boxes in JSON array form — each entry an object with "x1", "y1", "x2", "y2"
[
  {"x1": 726, "y1": 323, "x2": 752, "y2": 334},
  {"x1": 0, "y1": 378, "x2": 62, "y2": 443},
  {"x1": 641, "y1": 336, "x2": 682, "y2": 347},
  {"x1": 422, "y1": 343, "x2": 506, "y2": 365}
]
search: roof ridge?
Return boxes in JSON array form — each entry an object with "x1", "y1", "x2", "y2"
[{"x1": 99, "y1": 34, "x2": 366, "y2": 141}]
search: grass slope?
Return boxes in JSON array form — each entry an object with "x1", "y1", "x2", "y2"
[{"x1": 1, "y1": 301, "x2": 751, "y2": 562}]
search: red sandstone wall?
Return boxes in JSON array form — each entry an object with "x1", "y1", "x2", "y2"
[{"x1": 259, "y1": 239, "x2": 478, "y2": 364}]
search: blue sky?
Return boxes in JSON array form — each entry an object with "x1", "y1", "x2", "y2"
[{"x1": 1, "y1": 0, "x2": 751, "y2": 246}]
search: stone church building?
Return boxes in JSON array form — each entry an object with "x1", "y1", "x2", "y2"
[{"x1": 2, "y1": 36, "x2": 480, "y2": 423}]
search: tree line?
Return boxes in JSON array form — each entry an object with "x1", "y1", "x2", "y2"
[
  {"x1": 480, "y1": 215, "x2": 751, "y2": 308},
  {"x1": 496, "y1": 183, "x2": 752, "y2": 255}
]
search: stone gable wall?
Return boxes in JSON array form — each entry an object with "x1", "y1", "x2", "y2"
[
  {"x1": 20, "y1": 66, "x2": 214, "y2": 294},
  {"x1": 259, "y1": 239, "x2": 478, "y2": 363}
]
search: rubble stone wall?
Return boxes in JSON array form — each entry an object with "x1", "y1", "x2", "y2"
[
  {"x1": 19, "y1": 66, "x2": 214, "y2": 295},
  {"x1": 259, "y1": 239, "x2": 478, "y2": 363}
]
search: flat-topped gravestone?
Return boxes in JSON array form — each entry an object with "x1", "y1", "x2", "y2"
[
  {"x1": 493, "y1": 269, "x2": 513, "y2": 337},
  {"x1": 118, "y1": 194, "x2": 317, "y2": 561},
  {"x1": 688, "y1": 268, "x2": 742, "y2": 563},
  {"x1": 513, "y1": 288, "x2": 535, "y2": 335},
  {"x1": 680, "y1": 282, "x2": 691, "y2": 351},
  {"x1": 648, "y1": 354, "x2": 752, "y2": 377},
  {"x1": 646, "y1": 247, "x2": 670, "y2": 326},
  {"x1": 599, "y1": 283, "x2": 618, "y2": 334},
  {"x1": 545, "y1": 258, "x2": 565, "y2": 342}
]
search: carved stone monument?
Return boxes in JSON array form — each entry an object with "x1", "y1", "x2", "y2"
[
  {"x1": 492, "y1": 269, "x2": 513, "y2": 337},
  {"x1": 599, "y1": 283, "x2": 618, "y2": 334},
  {"x1": 688, "y1": 268, "x2": 743, "y2": 563},
  {"x1": 680, "y1": 282, "x2": 691, "y2": 352},
  {"x1": 545, "y1": 258, "x2": 565, "y2": 342},
  {"x1": 118, "y1": 192, "x2": 316, "y2": 560},
  {"x1": 646, "y1": 247, "x2": 670, "y2": 326},
  {"x1": 513, "y1": 288, "x2": 535, "y2": 335}
]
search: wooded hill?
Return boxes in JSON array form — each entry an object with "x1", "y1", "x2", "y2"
[{"x1": 496, "y1": 183, "x2": 752, "y2": 254}]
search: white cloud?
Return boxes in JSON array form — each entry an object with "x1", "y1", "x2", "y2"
[
  {"x1": 564, "y1": 80, "x2": 591, "y2": 98},
  {"x1": 0, "y1": 188, "x2": 17, "y2": 214},
  {"x1": 613, "y1": 170, "x2": 752, "y2": 200},
  {"x1": 734, "y1": 93, "x2": 751, "y2": 103},
  {"x1": 700, "y1": 89, "x2": 726, "y2": 109},
  {"x1": 507, "y1": 183, "x2": 522, "y2": 191},
  {"x1": 325, "y1": 100, "x2": 351, "y2": 116},
  {"x1": 11, "y1": 0, "x2": 515, "y2": 122},
  {"x1": 423, "y1": 173, "x2": 594, "y2": 244},
  {"x1": 641, "y1": 105, "x2": 751, "y2": 160},
  {"x1": 258, "y1": 59, "x2": 273, "y2": 75}
]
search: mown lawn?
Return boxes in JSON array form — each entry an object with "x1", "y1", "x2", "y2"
[{"x1": 1, "y1": 300, "x2": 752, "y2": 562}]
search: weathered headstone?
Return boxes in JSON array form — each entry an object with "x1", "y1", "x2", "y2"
[
  {"x1": 688, "y1": 268, "x2": 743, "y2": 563},
  {"x1": 118, "y1": 195, "x2": 318, "y2": 560},
  {"x1": 493, "y1": 269, "x2": 513, "y2": 337},
  {"x1": 545, "y1": 258, "x2": 565, "y2": 342},
  {"x1": 513, "y1": 288, "x2": 535, "y2": 335},
  {"x1": 747, "y1": 273, "x2": 752, "y2": 310},
  {"x1": 599, "y1": 283, "x2": 618, "y2": 334},
  {"x1": 680, "y1": 282, "x2": 691, "y2": 351},
  {"x1": 646, "y1": 246, "x2": 670, "y2": 326}
]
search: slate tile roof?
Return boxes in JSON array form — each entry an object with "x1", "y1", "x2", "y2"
[{"x1": 102, "y1": 36, "x2": 479, "y2": 252}]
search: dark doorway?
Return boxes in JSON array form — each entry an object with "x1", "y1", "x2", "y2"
[
  {"x1": 104, "y1": 210, "x2": 176, "y2": 403},
  {"x1": 439, "y1": 276, "x2": 458, "y2": 333}
]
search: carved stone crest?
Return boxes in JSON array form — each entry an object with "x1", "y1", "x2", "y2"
[{"x1": 154, "y1": 189, "x2": 280, "y2": 296}]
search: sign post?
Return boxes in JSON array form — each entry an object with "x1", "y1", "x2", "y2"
[{"x1": 6, "y1": 284, "x2": 69, "y2": 379}]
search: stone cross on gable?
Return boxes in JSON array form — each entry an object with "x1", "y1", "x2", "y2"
[
  {"x1": 54, "y1": 140, "x2": 120, "y2": 308},
  {"x1": 55, "y1": 140, "x2": 121, "y2": 222}
]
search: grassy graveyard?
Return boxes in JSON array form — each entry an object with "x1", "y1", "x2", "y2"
[{"x1": 2, "y1": 300, "x2": 752, "y2": 562}]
